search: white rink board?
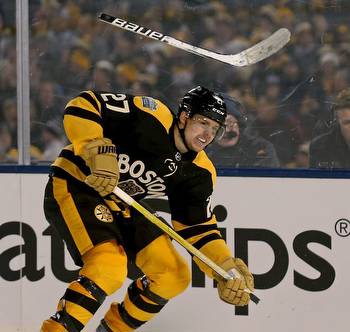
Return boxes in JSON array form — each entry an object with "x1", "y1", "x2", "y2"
[{"x1": 0, "y1": 173, "x2": 349, "y2": 332}]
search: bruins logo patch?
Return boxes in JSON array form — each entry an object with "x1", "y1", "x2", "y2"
[
  {"x1": 118, "y1": 179, "x2": 145, "y2": 196},
  {"x1": 94, "y1": 204, "x2": 113, "y2": 223}
]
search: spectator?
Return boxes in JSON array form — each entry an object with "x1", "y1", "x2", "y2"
[
  {"x1": 86, "y1": 59, "x2": 114, "y2": 91},
  {"x1": 113, "y1": 62, "x2": 138, "y2": 90},
  {"x1": 0, "y1": 123, "x2": 16, "y2": 163},
  {"x1": 264, "y1": 74, "x2": 282, "y2": 102},
  {"x1": 1, "y1": 98, "x2": 17, "y2": 144},
  {"x1": 286, "y1": 142, "x2": 310, "y2": 168},
  {"x1": 319, "y1": 51, "x2": 340, "y2": 97},
  {"x1": 246, "y1": 95, "x2": 301, "y2": 166},
  {"x1": 0, "y1": 122, "x2": 42, "y2": 163},
  {"x1": 334, "y1": 68, "x2": 350, "y2": 95},
  {"x1": 59, "y1": 40, "x2": 91, "y2": 96},
  {"x1": 310, "y1": 88, "x2": 350, "y2": 168},
  {"x1": 37, "y1": 120, "x2": 67, "y2": 163},
  {"x1": 3, "y1": 0, "x2": 350, "y2": 169},
  {"x1": 297, "y1": 92, "x2": 323, "y2": 141},
  {"x1": 0, "y1": 57, "x2": 16, "y2": 101},
  {"x1": 292, "y1": 21, "x2": 318, "y2": 76},
  {"x1": 32, "y1": 80, "x2": 64, "y2": 124},
  {"x1": 207, "y1": 94, "x2": 280, "y2": 168}
]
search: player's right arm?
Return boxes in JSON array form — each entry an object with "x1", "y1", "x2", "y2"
[
  {"x1": 63, "y1": 91, "x2": 119, "y2": 196},
  {"x1": 64, "y1": 91, "x2": 104, "y2": 153}
]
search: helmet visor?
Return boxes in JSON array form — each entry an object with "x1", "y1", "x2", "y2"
[
  {"x1": 214, "y1": 125, "x2": 226, "y2": 141},
  {"x1": 191, "y1": 115, "x2": 226, "y2": 141}
]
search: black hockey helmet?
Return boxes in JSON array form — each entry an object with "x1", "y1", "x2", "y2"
[
  {"x1": 220, "y1": 93, "x2": 248, "y2": 130},
  {"x1": 178, "y1": 86, "x2": 227, "y2": 127}
]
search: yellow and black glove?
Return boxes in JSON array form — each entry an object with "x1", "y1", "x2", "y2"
[
  {"x1": 81, "y1": 138, "x2": 119, "y2": 196},
  {"x1": 214, "y1": 257, "x2": 254, "y2": 306}
]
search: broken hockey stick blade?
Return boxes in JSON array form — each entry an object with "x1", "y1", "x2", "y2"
[
  {"x1": 113, "y1": 186, "x2": 260, "y2": 304},
  {"x1": 99, "y1": 13, "x2": 290, "y2": 67}
]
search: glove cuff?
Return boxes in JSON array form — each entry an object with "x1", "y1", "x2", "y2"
[
  {"x1": 81, "y1": 138, "x2": 117, "y2": 166},
  {"x1": 83, "y1": 137, "x2": 116, "y2": 154},
  {"x1": 219, "y1": 257, "x2": 237, "y2": 272}
]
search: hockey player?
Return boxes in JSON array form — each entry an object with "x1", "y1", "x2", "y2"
[{"x1": 40, "y1": 86, "x2": 254, "y2": 332}]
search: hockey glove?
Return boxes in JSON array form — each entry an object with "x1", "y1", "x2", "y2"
[
  {"x1": 81, "y1": 138, "x2": 119, "y2": 196},
  {"x1": 214, "y1": 257, "x2": 254, "y2": 306}
]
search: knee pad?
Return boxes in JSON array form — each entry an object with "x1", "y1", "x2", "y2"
[
  {"x1": 144, "y1": 255, "x2": 191, "y2": 299},
  {"x1": 157, "y1": 259, "x2": 191, "y2": 298},
  {"x1": 80, "y1": 240, "x2": 128, "y2": 295},
  {"x1": 136, "y1": 236, "x2": 191, "y2": 299}
]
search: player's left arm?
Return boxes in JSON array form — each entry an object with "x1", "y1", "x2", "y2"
[
  {"x1": 171, "y1": 153, "x2": 254, "y2": 305},
  {"x1": 170, "y1": 151, "x2": 232, "y2": 278},
  {"x1": 172, "y1": 210, "x2": 231, "y2": 278}
]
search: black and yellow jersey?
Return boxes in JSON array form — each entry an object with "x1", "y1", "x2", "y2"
[{"x1": 52, "y1": 90, "x2": 231, "y2": 272}]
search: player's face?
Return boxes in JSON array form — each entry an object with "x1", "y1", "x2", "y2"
[
  {"x1": 185, "y1": 114, "x2": 220, "y2": 152},
  {"x1": 337, "y1": 108, "x2": 350, "y2": 146}
]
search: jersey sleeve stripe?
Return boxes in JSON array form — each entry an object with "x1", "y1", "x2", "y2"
[
  {"x1": 52, "y1": 159, "x2": 87, "y2": 182},
  {"x1": 59, "y1": 149, "x2": 90, "y2": 174},
  {"x1": 79, "y1": 91, "x2": 101, "y2": 112},
  {"x1": 66, "y1": 96, "x2": 100, "y2": 116},
  {"x1": 176, "y1": 224, "x2": 218, "y2": 239},
  {"x1": 191, "y1": 233, "x2": 222, "y2": 250},
  {"x1": 65, "y1": 106, "x2": 102, "y2": 125}
]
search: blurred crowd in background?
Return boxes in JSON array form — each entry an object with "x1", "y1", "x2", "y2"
[{"x1": 0, "y1": 0, "x2": 350, "y2": 168}]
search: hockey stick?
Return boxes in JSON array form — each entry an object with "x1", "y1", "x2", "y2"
[
  {"x1": 98, "y1": 13, "x2": 290, "y2": 67},
  {"x1": 113, "y1": 186, "x2": 260, "y2": 304}
]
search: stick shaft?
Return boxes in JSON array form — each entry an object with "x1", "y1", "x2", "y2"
[
  {"x1": 113, "y1": 187, "x2": 260, "y2": 304},
  {"x1": 114, "y1": 187, "x2": 229, "y2": 277}
]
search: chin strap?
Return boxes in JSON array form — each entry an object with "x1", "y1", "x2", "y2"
[{"x1": 176, "y1": 122, "x2": 192, "y2": 152}]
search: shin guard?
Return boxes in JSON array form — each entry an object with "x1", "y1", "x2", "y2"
[
  {"x1": 42, "y1": 276, "x2": 107, "y2": 332},
  {"x1": 103, "y1": 276, "x2": 168, "y2": 332}
]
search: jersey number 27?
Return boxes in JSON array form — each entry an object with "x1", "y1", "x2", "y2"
[{"x1": 101, "y1": 93, "x2": 130, "y2": 113}]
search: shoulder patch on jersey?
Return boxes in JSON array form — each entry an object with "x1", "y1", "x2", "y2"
[
  {"x1": 133, "y1": 96, "x2": 174, "y2": 133},
  {"x1": 141, "y1": 96, "x2": 158, "y2": 110}
]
